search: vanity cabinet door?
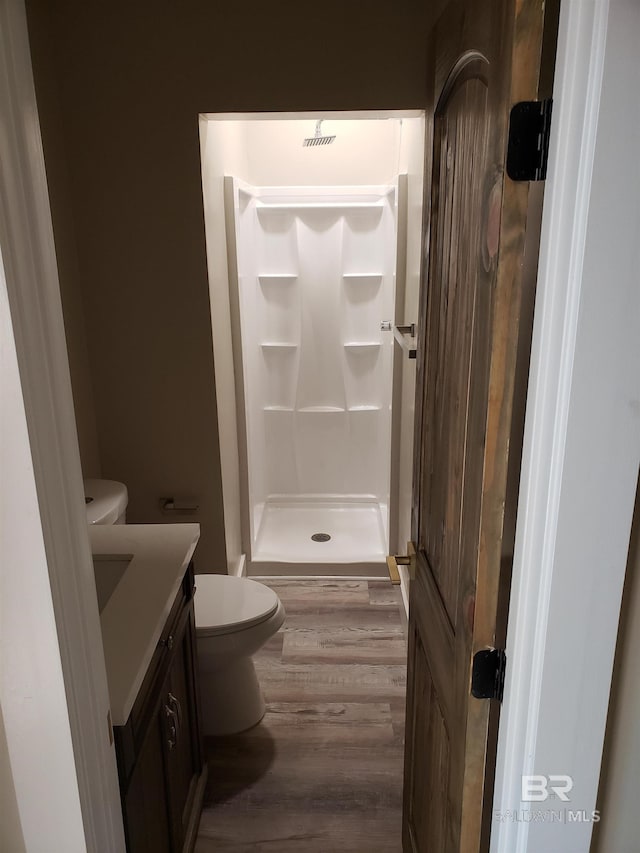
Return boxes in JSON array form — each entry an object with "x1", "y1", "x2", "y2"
[
  {"x1": 164, "y1": 603, "x2": 203, "y2": 852},
  {"x1": 123, "y1": 708, "x2": 172, "y2": 853},
  {"x1": 115, "y1": 564, "x2": 205, "y2": 853}
]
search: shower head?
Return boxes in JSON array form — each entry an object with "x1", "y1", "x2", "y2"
[{"x1": 303, "y1": 120, "x2": 336, "y2": 147}]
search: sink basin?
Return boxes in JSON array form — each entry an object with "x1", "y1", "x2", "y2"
[{"x1": 93, "y1": 554, "x2": 133, "y2": 613}]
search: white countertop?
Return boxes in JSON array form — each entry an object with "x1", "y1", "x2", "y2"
[{"x1": 89, "y1": 523, "x2": 200, "y2": 726}]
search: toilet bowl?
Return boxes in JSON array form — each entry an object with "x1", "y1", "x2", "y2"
[
  {"x1": 84, "y1": 479, "x2": 128, "y2": 524},
  {"x1": 194, "y1": 575, "x2": 285, "y2": 736}
]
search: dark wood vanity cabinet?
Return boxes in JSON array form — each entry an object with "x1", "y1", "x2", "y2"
[{"x1": 114, "y1": 563, "x2": 206, "y2": 853}]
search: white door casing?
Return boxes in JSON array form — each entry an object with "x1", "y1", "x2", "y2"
[
  {"x1": 491, "y1": 0, "x2": 640, "y2": 850},
  {"x1": 0, "y1": 2, "x2": 125, "y2": 850}
]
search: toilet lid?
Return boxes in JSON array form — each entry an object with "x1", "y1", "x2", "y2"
[{"x1": 194, "y1": 575, "x2": 280, "y2": 636}]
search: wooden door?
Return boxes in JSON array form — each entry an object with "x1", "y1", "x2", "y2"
[{"x1": 402, "y1": 0, "x2": 557, "y2": 850}]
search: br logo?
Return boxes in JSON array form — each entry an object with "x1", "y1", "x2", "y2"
[{"x1": 521, "y1": 775, "x2": 573, "y2": 802}]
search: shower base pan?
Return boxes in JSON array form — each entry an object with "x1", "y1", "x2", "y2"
[{"x1": 249, "y1": 497, "x2": 388, "y2": 577}]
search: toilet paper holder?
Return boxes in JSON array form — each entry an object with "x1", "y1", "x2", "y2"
[{"x1": 160, "y1": 497, "x2": 199, "y2": 514}]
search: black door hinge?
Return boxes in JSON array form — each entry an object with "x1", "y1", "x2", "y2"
[
  {"x1": 506, "y1": 99, "x2": 553, "y2": 182},
  {"x1": 471, "y1": 648, "x2": 506, "y2": 702}
]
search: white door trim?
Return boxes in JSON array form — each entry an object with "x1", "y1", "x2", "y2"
[
  {"x1": 491, "y1": 0, "x2": 640, "y2": 851},
  {"x1": 0, "y1": 2, "x2": 125, "y2": 850}
]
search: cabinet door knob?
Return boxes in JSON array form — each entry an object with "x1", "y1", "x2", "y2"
[
  {"x1": 168, "y1": 692, "x2": 183, "y2": 735},
  {"x1": 160, "y1": 634, "x2": 174, "y2": 651},
  {"x1": 165, "y1": 703, "x2": 178, "y2": 750}
]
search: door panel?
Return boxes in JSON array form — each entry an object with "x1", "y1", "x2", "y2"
[
  {"x1": 403, "y1": 0, "x2": 554, "y2": 850},
  {"x1": 406, "y1": 629, "x2": 452, "y2": 853},
  {"x1": 420, "y1": 67, "x2": 490, "y2": 632}
]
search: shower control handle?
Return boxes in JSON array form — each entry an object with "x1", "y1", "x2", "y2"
[{"x1": 396, "y1": 323, "x2": 416, "y2": 336}]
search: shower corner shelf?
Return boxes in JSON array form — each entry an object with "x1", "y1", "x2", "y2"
[
  {"x1": 344, "y1": 341, "x2": 381, "y2": 349},
  {"x1": 260, "y1": 342, "x2": 299, "y2": 349},
  {"x1": 297, "y1": 406, "x2": 346, "y2": 413},
  {"x1": 258, "y1": 274, "x2": 298, "y2": 282},
  {"x1": 342, "y1": 273, "x2": 384, "y2": 280},
  {"x1": 263, "y1": 406, "x2": 294, "y2": 412},
  {"x1": 348, "y1": 405, "x2": 382, "y2": 412},
  {"x1": 256, "y1": 200, "x2": 385, "y2": 211}
]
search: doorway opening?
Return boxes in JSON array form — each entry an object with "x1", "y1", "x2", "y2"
[{"x1": 199, "y1": 112, "x2": 425, "y2": 581}]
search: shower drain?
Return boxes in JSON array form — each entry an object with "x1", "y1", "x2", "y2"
[{"x1": 311, "y1": 533, "x2": 331, "y2": 542}]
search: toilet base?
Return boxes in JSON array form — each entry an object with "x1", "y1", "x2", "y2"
[{"x1": 198, "y1": 655, "x2": 266, "y2": 736}]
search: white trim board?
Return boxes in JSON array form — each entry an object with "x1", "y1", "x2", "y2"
[
  {"x1": 0, "y1": 3, "x2": 125, "y2": 850},
  {"x1": 491, "y1": 0, "x2": 640, "y2": 851}
]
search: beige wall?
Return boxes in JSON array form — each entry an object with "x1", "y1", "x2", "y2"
[
  {"x1": 240, "y1": 117, "x2": 406, "y2": 185},
  {"x1": 593, "y1": 477, "x2": 640, "y2": 853},
  {"x1": 25, "y1": 16, "x2": 101, "y2": 478},
  {"x1": 25, "y1": 0, "x2": 431, "y2": 573}
]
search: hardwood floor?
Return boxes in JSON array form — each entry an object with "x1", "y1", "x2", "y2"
[{"x1": 195, "y1": 579, "x2": 407, "y2": 852}]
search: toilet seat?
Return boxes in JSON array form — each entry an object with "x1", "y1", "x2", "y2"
[
  {"x1": 194, "y1": 575, "x2": 279, "y2": 637},
  {"x1": 84, "y1": 479, "x2": 128, "y2": 525}
]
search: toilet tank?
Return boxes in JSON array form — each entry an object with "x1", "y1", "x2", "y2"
[{"x1": 84, "y1": 479, "x2": 128, "y2": 524}]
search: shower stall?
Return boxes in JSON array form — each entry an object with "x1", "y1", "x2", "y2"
[{"x1": 226, "y1": 178, "x2": 402, "y2": 575}]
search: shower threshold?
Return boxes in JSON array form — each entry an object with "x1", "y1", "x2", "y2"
[{"x1": 249, "y1": 497, "x2": 388, "y2": 577}]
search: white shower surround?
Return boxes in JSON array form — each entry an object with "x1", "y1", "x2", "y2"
[{"x1": 229, "y1": 179, "x2": 399, "y2": 575}]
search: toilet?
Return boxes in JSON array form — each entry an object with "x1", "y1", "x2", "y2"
[
  {"x1": 194, "y1": 574, "x2": 285, "y2": 736},
  {"x1": 83, "y1": 477, "x2": 282, "y2": 736},
  {"x1": 84, "y1": 478, "x2": 128, "y2": 524}
]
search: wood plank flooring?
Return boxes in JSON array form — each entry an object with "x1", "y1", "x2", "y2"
[{"x1": 195, "y1": 579, "x2": 407, "y2": 853}]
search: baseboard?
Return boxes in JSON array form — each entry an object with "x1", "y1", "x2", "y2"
[
  {"x1": 399, "y1": 564, "x2": 410, "y2": 619},
  {"x1": 248, "y1": 559, "x2": 388, "y2": 578},
  {"x1": 251, "y1": 574, "x2": 389, "y2": 582}
]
